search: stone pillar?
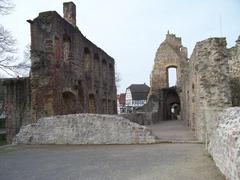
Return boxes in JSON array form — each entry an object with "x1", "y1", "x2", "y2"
[{"x1": 63, "y1": 2, "x2": 76, "y2": 27}]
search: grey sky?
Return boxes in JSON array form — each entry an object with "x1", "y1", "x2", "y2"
[{"x1": 1, "y1": 0, "x2": 240, "y2": 93}]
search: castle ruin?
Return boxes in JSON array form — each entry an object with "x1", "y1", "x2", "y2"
[
  {"x1": 148, "y1": 32, "x2": 240, "y2": 142},
  {"x1": 1, "y1": 2, "x2": 117, "y2": 143}
]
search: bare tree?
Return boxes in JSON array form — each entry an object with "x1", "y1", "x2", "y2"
[
  {"x1": 0, "y1": 0, "x2": 14, "y2": 15},
  {"x1": 0, "y1": 24, "x2": 18, "y2": 75},
  {"x1": 0, "y1": 0, "x2": 30, "y2": 76},
  {"x1": 18, "y1": 44, "x2": 31, "y2": 76}
]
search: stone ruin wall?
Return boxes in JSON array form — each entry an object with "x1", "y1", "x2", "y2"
[
  {"x1": 1, "y1": 78, "x2": 32, "y2": 143},
  {"x1": 182, "y1": 38, "x2": 232, "y2": 141},
  {"x1": 2, "y1": 2, "x2": 117, "y2": 143},
  {"x1": 209, "y1": 107, "x2": 240, "y2": 180},
  {"x1": 228, "y1": 37, "x2": 240, "y2": 106},
  {"x1": 149, "y1": 33, "x2": 188, "y2": 96},
  {"x1": 147, "y1": 34, "x2": 236, "y2": 142},
  {"x1": 30, "y1": 5, "x2": 117, "y2": 122}
]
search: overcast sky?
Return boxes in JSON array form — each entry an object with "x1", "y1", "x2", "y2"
[{"x1": 1, "y1": 0, "x2": 240, "y2": 93}]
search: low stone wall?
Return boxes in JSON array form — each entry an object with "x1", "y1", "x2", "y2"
[
  {"x1": 13, "y1": 114, "x2": 157, "y2": 145},
  {"x1": 209, "y1": 107, "x2": 240, "y2": 180}
]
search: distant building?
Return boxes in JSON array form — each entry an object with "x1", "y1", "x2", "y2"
[
  {"x1": 117, "y1": 93, "x2": 126, "y2": 113},
  {"x1": 125, "y1": 84, "x2": 150, "y2": 112}
]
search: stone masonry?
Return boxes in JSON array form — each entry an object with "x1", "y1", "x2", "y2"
[
  {"x1": 209, "y1": 107, "x2": 240, "y2": 180},
  {"x1": 146, "y1": 33, "x2": 237, "y2": 142},
  {"x1": 2, "y1": 2, "x2": 117, "y2": 143},
  {"x1": 229, "y1": 36, "x2": 240, "y2": 106},
  {"x1": 183, "y1": 37, "x2": 232, "y2": 141},
  {"x1": 14, "y1": 114, "x2": 157, "y2": 145}
]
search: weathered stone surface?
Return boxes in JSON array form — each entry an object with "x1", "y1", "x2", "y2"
[
  {"x1": 1, "y1": 2, "x2": 117, "y2": 143},
  {"x1": 147, "y1": 34, "x2": 232, "y2": 142},
  {"x1": 209, "y1": 107, "x2": 240, "y2": 180},
  {"x1": 149, "y1": 33, "x2": 188, "y2": 96},
  {"x1": 184, "y1": 38, "x2": 232, "y2": 141},
  {"x1": 229, "y1": 36, "x2": 240, "y2": 106},
  {"x1": 14, "y1": 114, "x2": 157, "y2": 145}
]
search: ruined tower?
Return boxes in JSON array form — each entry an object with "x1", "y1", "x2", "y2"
[{"x1": 149, "y1": 33, "x2": 188, "y2": 96}]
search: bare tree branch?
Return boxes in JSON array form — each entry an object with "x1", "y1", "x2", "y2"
[
  {"x1": 0, "y1": 0, "x2": 14, "y2": 15},
  {"x1": 0, "y1": 24, "x2": 21, "y2": 75}
]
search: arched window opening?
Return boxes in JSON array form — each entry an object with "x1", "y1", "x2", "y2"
[
  {"x1": 168, "y1": 67, "x2": 177, "y2": 87},
  {"x1": 78, "y1": 81, "x2": 84, "y2": 113},
  {"x1": 84, "y1": 47, "x2": 91, "y2": 71},
  {"x1": 88, "y1": 94, "x2": 96, "y2": 113},
  {"x1": 109, "y1": 64, "x2": 114, "y2": 88},
  {"x1": 102, "y1": 59, "x2": 107, "y2": 80},
  {"x1": 63, "y1": 33, "x2": 71, "y2": 62},
  {"x1": 94, "y1": 53, "x2": 100, "y2": 79},
  {"x1": 55, "y1": 36, "x2": 61, "y2": 62},
  {"x1": 102, "y1": 99, "x2": 107, "y2": 114},
  {"x1": 62, "y1": 91, "x2": 76, "y2": 114}
]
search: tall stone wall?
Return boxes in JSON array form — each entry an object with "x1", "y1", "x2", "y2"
[
  {"x1": 209, "y1": 107, "x2": 240, "y2": 180},
  {"x1": 29, "y1": 7, "x2": 117, "y2": 122},
  {"x1": 1, "y1": 78, "x2": 31, "y2": 143},
  {"x1": 149, "y1": 34, "x2": 234, "y2": 141},
  {"x1": 183, "y1": 38, "x2": 232, "y2": 141},
  {"x1": 149, "y1": 33, "x2": 188, "y2": 96},
  {"x1": 14, "y1": 114, "x2": 157, "y2": 145},
  {"x1": 2, "y1": 2, "x2": 117, "y2": 144},
  {"x1": 228, "y1": 36, "x2": 240, "y2": 106}
]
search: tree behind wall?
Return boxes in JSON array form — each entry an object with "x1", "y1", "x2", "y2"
[{"x1": 0, "y1": 0, "x2": 30, "y2": 76}]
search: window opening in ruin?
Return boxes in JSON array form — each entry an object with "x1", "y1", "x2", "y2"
[
  {"x1": 94, "y1": 53, "x2": 100, "y2": 78},
  {"x1": 88, "y1": 94, "x2": 96, "y2": 113},
  {"x1": 63, "y1": 33, "x2": 71, "y2": 62},
  {"x1": 168, "y1": 67, "x2": 177, "y2": 87},
  {"x1": 102, "y1": 59, "x2": 107, "y2": 80},
  {"x1": 62, "y1": 91, "x2": 76, "y2": 114},
  {"x1": 109, "y1": 64, "x2": 114, "y2": 88},
  {"x1": 78, "y1": 81, "x2": 84, "y2": 113},
  {"x1": 55, "y1": 36, "x2": 61, "y2": 62},
  {"x1": 102, "y1": 99, "x2": 107, "y2": 114},
  {"x1": 84, "y1": 47, "x2": 91, "y2": 71}
]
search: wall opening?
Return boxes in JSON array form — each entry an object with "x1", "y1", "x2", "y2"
[
  {"x1": 55, "y1": 36, "x2": 61, "y2": 63},
  {"x1": 62, "y1": 91, "x2": 76, "y2": 114},
  {"x1": 84, "y1": 47, "x2": 91, "y2": 71},
  {"x1": 88, "y1": 94, "x2": 96, "y2": 113},
  {"x1": 63, "y1": 33, "x2": 71, "y2": 62},
  {"x1": 102, "y1": 59, "x2": 107, "y2": 80},
  {"x1": 78, "y1": 81, "x2": 84, "y2": 113},
  {"x1": 94, "y1": 53, "x2": 100, "y2": 79},
  {"x1": 167, "y1": 67, "x2": 177, "y2": 87}
]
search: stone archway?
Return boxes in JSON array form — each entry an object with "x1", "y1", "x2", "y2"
[
  {"x1": 62, "y1": 91, "x2": 76, "y2": 114},
  {"x1": 159, "y1": 87, "x2": 180, "y2": 121}
]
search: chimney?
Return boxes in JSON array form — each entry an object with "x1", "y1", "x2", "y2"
[{"x1": 63, "y1": 2, "x2": 76, "y2": 27}]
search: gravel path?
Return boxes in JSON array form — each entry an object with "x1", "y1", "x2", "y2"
[
  {"x1": 147, "y1": 120, "x2": 197, "y2": 142},
  {"x1": 0, "y1": 144, "x2": 225, "y2": 180}
]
